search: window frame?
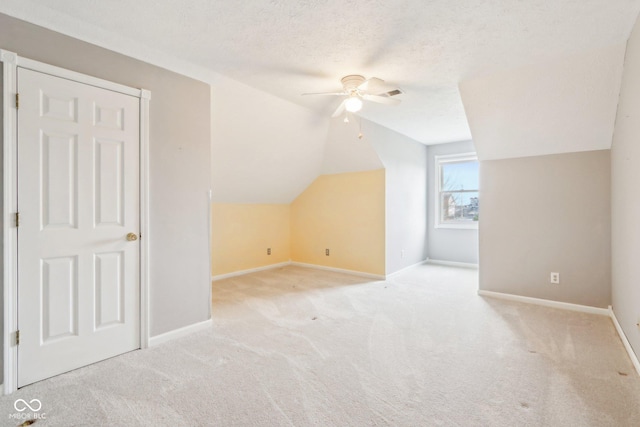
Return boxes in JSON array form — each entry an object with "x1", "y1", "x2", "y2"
[{"x1": 434, "y1": 152, "x2": 479, "y2": 230}]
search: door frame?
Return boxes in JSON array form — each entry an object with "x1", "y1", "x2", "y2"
[{"x1": 0, "y1": 49, "x2": 151, "y2": 395}]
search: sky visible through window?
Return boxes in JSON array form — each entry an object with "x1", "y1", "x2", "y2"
[
  {"x1": 442, "y1": 161, "x2": 479, "y2": 191},
  {"x1": 441, "y1": 160, "x2": 479, "y2": 222}
]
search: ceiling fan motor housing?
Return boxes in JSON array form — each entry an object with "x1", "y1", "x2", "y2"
[{"x1": 341, "y1": 75, "x2": 366, "y2": 91}]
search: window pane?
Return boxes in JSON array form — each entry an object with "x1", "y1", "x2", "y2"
[
  {"x1": 436, "y1": 156, "x2": 479, "y2": 227},
  {"x1": 440, "y1": 192, "x2": 456, "y2": 222},
  {"x1": 440, "y1": 191, "x2": 479, "y2": 223},
  {"x1": 441, "y1": 161, "x2": 479, "y2": 192}
]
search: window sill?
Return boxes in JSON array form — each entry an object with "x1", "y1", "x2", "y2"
[{"x1": 435, "y1": 223, "x2": 479, "y2": 230}]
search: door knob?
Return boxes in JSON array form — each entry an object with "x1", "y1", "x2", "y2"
[{"x1": 126, "y1": 232, "x2": 138, "y2": 241}]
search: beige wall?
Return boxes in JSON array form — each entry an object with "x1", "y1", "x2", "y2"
[
  {"x1": 0, "y1": 13, "x2": 212, "y2": 341},
  {"x1": 291, "y1": 170, "x2": 386, "y2": 275},
  {"x1": 212, "y1": 170, "x2": 387, "y2": 277},
  {"x1": 611, "y1": 13, "x2": 640, "y2": 359},
  {"x1": 211, "y1": 204, "x2": 290, "y2": 276},
  {"x1": 479, "y1": 150, "x2": 611, "y2": 308}
]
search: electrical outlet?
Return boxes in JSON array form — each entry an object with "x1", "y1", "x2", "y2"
[
  {"x1": 550, "y1": 272, "x2": 560, "y2": 284},
  {"x1": 267, "y1": 248, "x2": 271, "y2": 255},
  {"x1": 401, "y1": 249, "x2": 405, "y2": 259},
  {"x1": 325, "y1": 249, "x2": 330, "y2": 256}
]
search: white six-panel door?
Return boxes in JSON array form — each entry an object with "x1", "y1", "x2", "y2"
[{"x1": 17, "y1": 68, "x2": 141, "y2": 387}]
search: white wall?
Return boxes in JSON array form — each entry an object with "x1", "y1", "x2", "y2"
[
  {"x1": 211, "y1": 75, "x2": 330, "y2": 204},
  {"x1": 366, "y1": 120, "x2": 428, "y2": 274},
  {"x1": 427, "y1": 141, "x2": 478, "y2": 264},
  {"x1": 611, "y1": 12, "x2": 640, "y2": 360},
  {"x1": 460, "y1": 44, "x2": 625, "y2": 161},
  {"x1": 320, "y1": 118, "x2": 383, "y2": 175}
]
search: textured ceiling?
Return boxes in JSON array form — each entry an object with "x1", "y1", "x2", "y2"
[{"x1": 2, "y1": 0, "x2": 640, "y2": 144}]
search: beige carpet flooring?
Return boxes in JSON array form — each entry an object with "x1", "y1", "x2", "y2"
[{"x1": 1, "y1": 263, "x2": 640, "y2": 426}]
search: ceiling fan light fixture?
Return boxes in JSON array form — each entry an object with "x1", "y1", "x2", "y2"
[
  {"x1": 304, "y1": 75, "x2": 402, "y2": 118},
  {"x1": 344, "y1": 96, "x2": 363, "y2": 113}
]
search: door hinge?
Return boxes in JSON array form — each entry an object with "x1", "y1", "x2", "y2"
[
  {"x1": 15, "y1": 212, "x2": 20, "y2": 227},
  {"x1": 15, "y1": 93, "x2": 19, "y2": 109},
  {"x1": 15, "y1": 330, "x2": 20, "y2": 346}
]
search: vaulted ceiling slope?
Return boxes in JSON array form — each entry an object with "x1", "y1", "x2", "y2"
[
  {"x1": 211, "y1": 74, "x2": 330, "y2": 204},
  {"x1": 2, "y1": 0, "x2": 639, "y2": 146},
  {"x1": 460, "y1": 43, "x2": 626, "y2": 160}
]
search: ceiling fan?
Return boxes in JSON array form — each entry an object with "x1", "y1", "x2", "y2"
[{"x1": 303, "y1": 75, "x2": 403, "y2": 117}]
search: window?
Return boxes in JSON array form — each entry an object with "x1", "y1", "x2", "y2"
[{"x1": 435, "y1": 153, "x2": 479, "y2": 229}]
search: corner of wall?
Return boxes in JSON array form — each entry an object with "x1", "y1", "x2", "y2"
[{"x1": 290, "y1": 169, "x2": 386, "y2": 276}]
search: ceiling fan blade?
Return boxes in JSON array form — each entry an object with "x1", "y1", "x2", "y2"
[
  {"x1": 331, "y1": 100, "x2": 346, "y2": 117},
  {"x1": 302, "y1": 91, "x2": 347, "y2": 96},
  {"x1": 358, "y1": 77, "x2": 399, "y2": 95},
  {"x1": 362, "y1": 94, "x2": 401, "y2": 106}
]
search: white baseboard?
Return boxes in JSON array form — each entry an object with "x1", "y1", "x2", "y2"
[
  {"x1": 149, "y1": 318, "x2": 213, "y2": 347},
  {"x1": 212, "y1": 261, "x2": 292, "y2": 281},
  {"x1": 609, "y1": 306, "x2": 640, "y2": 377},
  {"x1": 290, "y1": 262, "x2": 386, "y2": 280},
  {"x1": 387, "y1": 259, "x2": 429, "y2": 277},
  {"x1": 426, "y1": 258, "x2": 478, "y2": 269},
  {"x1": 478, "y1": 290, "x2": 610, "y2": 316}
]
